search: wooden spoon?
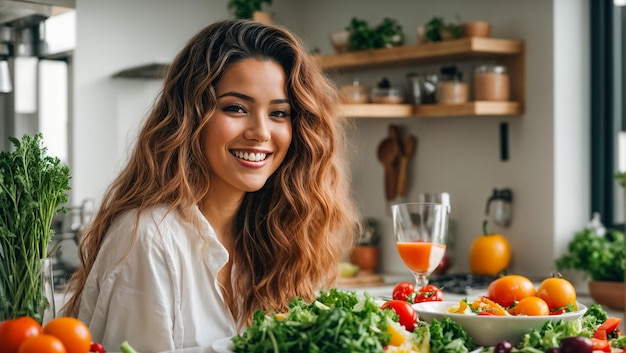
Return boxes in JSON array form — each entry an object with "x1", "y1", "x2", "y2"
[
  {"x1": 396, "y1": 135, "x2": 417, "y2": 197},
  {"x1": 377, "y1": 126, "x2": 401, "y2": 201}
]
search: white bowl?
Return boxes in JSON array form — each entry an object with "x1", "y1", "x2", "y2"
[{"x1": 414, "y1": 301, "x2": 587, "y2": 347}]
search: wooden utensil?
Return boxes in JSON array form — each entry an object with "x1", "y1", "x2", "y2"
[
  {"x1": 377, "y1": 125, "x2": 401, "y2": 201},
  {"x1": 396, "y1": 134, "x2": 417, "y2": 196}
]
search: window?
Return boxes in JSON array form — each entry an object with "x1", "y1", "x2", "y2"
[{"x1": 591, "y1": 0, "x2": 626, "y2": 229}]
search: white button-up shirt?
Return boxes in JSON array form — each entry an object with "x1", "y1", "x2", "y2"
[{"x1": 77, "y1": 205, "x2": 238, "y2": 352}]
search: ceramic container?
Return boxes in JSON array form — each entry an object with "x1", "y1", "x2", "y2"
[
  {"x1": 462, "y1": 21, "x2": 491, "y2": 38},
  {"x1": 588, "y1": 280, "x2": 625, "y2": 310}
]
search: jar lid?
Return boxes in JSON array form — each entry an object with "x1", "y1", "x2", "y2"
[{"x1": 475, "y1": 64, "x2": 507, "y2": 74}]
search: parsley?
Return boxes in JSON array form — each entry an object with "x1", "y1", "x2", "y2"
[
  {"x1": 0, "y1": 134, "x2": 71, "y2": 322},
  {"x1": 556, "y1": 228, "x2": 625, "y2": 282}
]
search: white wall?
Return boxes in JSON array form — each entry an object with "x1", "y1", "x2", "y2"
[{"x1": 73, "y1": 0, "x2": 590, "y2": 281}]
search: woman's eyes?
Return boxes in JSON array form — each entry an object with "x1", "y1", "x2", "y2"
[
  {"x1": 221, "y1": 104, "x2": 291, "y2": 119},
  {"x1": 222, "y1": 104, "x2": 247, "y2": 114},
  {"x1": 270, "y1": 110, "x2": 291, "y2": 119}
]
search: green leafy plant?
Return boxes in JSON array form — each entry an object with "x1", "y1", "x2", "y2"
[
  {"x1": 425, "y1": 16, "x2": 462, "y2": 42},
  {"x1": 0, "y1": 133, "x2": 71, "y2": 322},
  {"x1": 555, "y1": 227, "x2": 626, "y2": 282},
  {"x1": 346, "y1": 17, "x2": 404, "y2": 52},
  {"x1": 227, "y1": 0, "x2": 272, "y2": 19}
]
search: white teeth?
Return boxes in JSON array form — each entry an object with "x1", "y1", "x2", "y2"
[{"x1": 233, "y1": 151, "x2": 267, "y2": 162}]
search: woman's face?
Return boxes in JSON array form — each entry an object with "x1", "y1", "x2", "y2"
[{"x1": 203, "y1": 58, "x2": 293, "y2": 196}]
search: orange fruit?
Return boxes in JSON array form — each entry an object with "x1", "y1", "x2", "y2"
[
  {"x1": 513, "y1": 296, "x2": 550, "y2": 316},
  {"x1": 536, "y1": 276, "x2": 578, "y2": 312},
  {"x1": 469, "y1": 221, "x2": 511, "y2": 276},
  {"x1": 43, "y1": 317, "x2": 91, "y2": 353},
  {"x1": 18, "y1": 335, "x2": 66, "y2": 353},
  {"x1": 487, "y1": 274, "x2": 536, "y2": 308}
]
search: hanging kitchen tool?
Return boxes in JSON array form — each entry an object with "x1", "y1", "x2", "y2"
[
  {"x1": 376, "y1": 124, "x2": 401, "y2": 201},
  {"x1": 485, "y1": 188, "x2": 513, "y2": 227},
  {"x1": 396, "y1": 134, "x2": 417, "y2": 196}
]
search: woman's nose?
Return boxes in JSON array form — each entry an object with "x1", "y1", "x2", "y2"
[{"x1": 244, "y1": 114, "x2": 271, "y2": 142}]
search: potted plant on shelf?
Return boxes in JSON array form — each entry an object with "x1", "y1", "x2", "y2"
[
  {"x1": 420, "y1": 16, "x2": 463, "y2": 43},
  {"x1": 344, "y1": 17, "x2": 404, "y2": 52},
  {"x1": 349, "y1": 218, "x2": 381, "y2": 275},
  {"x1": 555, "y1": 215, "x2": 626, "y2": 310},
  {"x1": 227, "y1": 0, "x2": 272, "y2": 24}
]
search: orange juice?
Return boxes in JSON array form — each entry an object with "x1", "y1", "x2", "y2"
[{"x1": 396, "y1": 241, "x2": 446, "y2": 273}]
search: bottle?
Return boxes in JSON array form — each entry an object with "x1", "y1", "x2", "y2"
[{"x1": 474, "y1": 64, "x2": 510, "y2": 101}]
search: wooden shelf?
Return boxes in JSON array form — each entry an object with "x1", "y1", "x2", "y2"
[
  {"x1": 338, "y1": 102, "x2": 522, "y2": 118},
  {"x1": 112, "y1": 63, "x2": 169, "y2": 79},
  {"x1": 415, "y1": 101, "x2": 522, "y2": 117},
  {"x1": 315, "y1": 37, "x2": 524, "y2": 71},
  {"x1": 338, "y1": 104, "x2": 414, "y2": 118}
]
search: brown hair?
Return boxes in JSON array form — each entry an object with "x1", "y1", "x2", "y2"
[{"x1": 63, "y1": 19, "x2": 360, "y2": 324}]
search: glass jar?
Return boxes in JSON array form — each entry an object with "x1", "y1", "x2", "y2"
[
  {"x1": 437, "y1": 77, "x2": 468, "y2": 104},
  {"x1": 474, "y1": 65, "x2": 510, "y2": 101},
  {"x1": 340, "y1": 79, "x2": 369, "y2": 104}
]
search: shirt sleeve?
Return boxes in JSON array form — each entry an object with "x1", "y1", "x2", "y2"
[{"x1": 81, "y1": 213, "x2": 182, "y2": 352}]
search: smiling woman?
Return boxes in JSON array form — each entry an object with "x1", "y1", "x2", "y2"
[{"x1": 60, "y1": 19, "x2": 361, "y2": 352}]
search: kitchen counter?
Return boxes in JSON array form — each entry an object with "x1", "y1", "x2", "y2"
[{"x1": 53, "y1": 282, "x2": 625, "y2": 353}]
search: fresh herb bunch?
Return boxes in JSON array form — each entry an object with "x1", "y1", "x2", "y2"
[
  {"x1": 555, "y1": 227, "x2": 625, "y2": 282},
  {"x1": 346, "y1": 17, "x2": 404, "y2": 51},
  {"x1": 0, "y1": 133, "x2": 71, "y2": 322},
  {"x1": 227, "y1": 0, "x2": 272, "y2": 19}
]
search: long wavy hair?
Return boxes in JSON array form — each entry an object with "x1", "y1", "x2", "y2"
[{"x1": 63, "y1": 19, "x2": 360, "y2": 324}]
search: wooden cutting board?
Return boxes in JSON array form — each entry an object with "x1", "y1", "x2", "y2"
[{"x1": 335, "y1": 273, "x2": 385, "y2": 288}]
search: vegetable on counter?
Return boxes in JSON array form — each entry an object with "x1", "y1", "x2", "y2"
[
  {"x1": 469, "y1": 220, "x2": 511, "y2": 276},
  {"x1": 555, "y1": 227, "x2": 625, "y2": 282},
  {"x1": 231, "y1": 288, "x2": 474, "y2": 353},
  {"x1": 0, "y1": 133, "x2": 71, "y2": 322},
  {"x1": 120, "y1": 341, "x2": 139, "y2": 353}
]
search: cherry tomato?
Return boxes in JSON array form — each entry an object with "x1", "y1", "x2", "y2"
[
  {"x1": 90, "y1": 342, "x2": 106, "y2": 353},
  {"x1": 392, "y1": 281, "x2": 415, "y2": 302},
  {"x1": 413, "y1": 284, "x2": 443, "y2": 303},
  {"x1": 0, "y1": 317, "x2": 43, "y2": 353},
  {"x1": 487, "y1": 275, "x2": 536, "y2": 308},
  {"x1": 536, "y1": 276, "x2": 577, "y2": 312},
  {"x1": 17, "y1": 334, "x2": 66, "y2": 353},
  {"x1": 381, "y1": 300, "x2": 418, "y2": 331},
  {"x1": 43, "y1": 317, "x2": 91, "y2": 353},
  {"x1": 512, "y1": 296, "x2": 550, "y2": 316}
]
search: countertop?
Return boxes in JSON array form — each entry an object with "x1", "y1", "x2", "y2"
[{"x1": 52, "y1": 281, "x2": 625, "y2": 353}]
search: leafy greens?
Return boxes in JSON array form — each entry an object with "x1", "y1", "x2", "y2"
[
  {"x1": 232, "y1": 289, "x2": 474, "y2": 353},
  {"x1": 0, "y1": 133, "x2": 71, "y2": 322}
]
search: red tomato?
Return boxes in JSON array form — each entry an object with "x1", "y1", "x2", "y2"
[
  {"x1": 381, "y1": 300, "x2": 418, "y2": 331},
  {"x1": 414, "y1": 284, "x2": 443, "y2": 303},
  {"x1": 90, "y1": 342, "x2": 106, "y2": 353},
  {"x1": 17, "y1": 334, "x2": 66, "y2": 353},
  {"x1": 0, "y1": 317, "x2": 43, "y2": 353},
  {"x1": 392, "y1": 281, "x2": 415, "y2": 301},
  {"x1": 43, "y1": 317, "x2": 91, "y2": 353}
]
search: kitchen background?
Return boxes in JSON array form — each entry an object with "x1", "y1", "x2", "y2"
[{"x1": 0, "y1": 0, "x2": 596, "y2": 291}]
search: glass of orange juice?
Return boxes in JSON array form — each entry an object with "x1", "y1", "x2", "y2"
[{"x1": 391, "y1": 202, "x2": 449, "y2": 288}]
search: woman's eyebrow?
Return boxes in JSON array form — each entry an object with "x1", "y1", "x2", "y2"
[
  {"x1": 217, "y1": 91, "x2": 290, "y2": 105},
  {"x1": 218, "y1": 91, "x2": 253, "y2": 101}
]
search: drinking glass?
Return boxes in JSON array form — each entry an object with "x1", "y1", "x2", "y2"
[{"x1": 391, "y1": 202, "x2": 449, "y2": 288}]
